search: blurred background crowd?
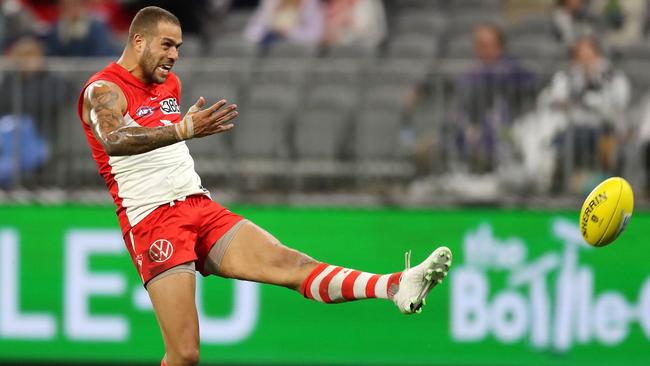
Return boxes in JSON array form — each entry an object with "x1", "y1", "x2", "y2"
[{"x1": 1, "y1": 0, "x2": 650, "y2": 207}]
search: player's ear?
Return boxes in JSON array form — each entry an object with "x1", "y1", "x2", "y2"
[{"x1": 132, "y1": 33, "x2": 146, "y2": 53}]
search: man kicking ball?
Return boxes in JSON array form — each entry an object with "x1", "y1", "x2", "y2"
[{"x1": 77, "y1": 6, "x2": 452, "y2": 366}]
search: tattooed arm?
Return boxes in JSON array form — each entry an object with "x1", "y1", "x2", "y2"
[{"x1": 82, "y1": 80, "x2": 239, "y2": 156}]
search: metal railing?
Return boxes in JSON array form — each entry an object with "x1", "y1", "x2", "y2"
[{"x1": 0, "y1": 56, "x2": 644, "y2": 205}]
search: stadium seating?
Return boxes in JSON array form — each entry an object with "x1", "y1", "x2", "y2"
[
  {"x1": 393, "y1": 11, "x2": 447, "y2": 36},
  {"x1": 210, "y1": 34, "x2": 259, "y2": 58},
  {"x1": 386, "y1": 34, "x2": 439, "y2": 59},
  {"x1": 8, "y1": 1, "x2": 649, "y2": 197}
]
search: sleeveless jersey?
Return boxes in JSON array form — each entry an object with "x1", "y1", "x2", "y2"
[{"x1": 77, "y1": 62, "x2": 208, "y2": 235}]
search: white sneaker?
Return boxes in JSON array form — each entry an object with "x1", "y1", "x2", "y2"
[{"x1": 392, "y1": 246, "x2": 452, "y2": 314}]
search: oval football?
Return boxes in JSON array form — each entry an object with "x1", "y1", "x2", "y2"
[{"x1": 580, "y1": 177, "x2": 634, "y2": 247}]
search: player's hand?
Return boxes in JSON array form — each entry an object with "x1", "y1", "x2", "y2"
[{"x1": 175, "y1": 97, "x2": 239, "y2": 140}]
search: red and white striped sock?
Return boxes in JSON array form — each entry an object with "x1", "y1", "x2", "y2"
[{"x1": 300, "y1": 263, "x2": 401, "y2": 303}]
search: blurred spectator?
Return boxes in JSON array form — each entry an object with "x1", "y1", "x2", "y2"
[
  {"x1": 503, "y1": 0, "x2": 554, "y2": 24},
  {"x1": 204, "y1": 0, "x2": 234, "y2": 32},
  {"x1": 124, "y1": 0, "x2": 215, "y2": 38},
  {"x1": 453, "y1": 24, "x2": 537, "y2": 173},
  {"x1": 552, "y1": 0, "x2": 599, "y2": 46},
  {"x1": 0, "y1": 36, "x2": 66, "y2": 130},
  {"x1": 0, "y1": 0, "x2": 38, "y2": 51},
  {"x1": 321, "y1": 0, "x2": 386, "y2": 49},
  {"x1": 540, "y1": 37, "x2": 630, "y2": 188},
  {"x1": 244, "y1": 0, "x2": 324, "y2": 46},
  {"x1": 88, "y1": 0, "x2": 133, "y2": 37},
  {"x1": 43, "y1": 0, "x2": 118, "y2": 56},
  {"x1": 0, "y1": 36, "x2": 57, "y2": 187},
  {"x1": 634, "y1": 94, "x2": 650, "y2": 197},
  {"x1": 590, "y1": 0, "x2": 647, "y2": 49}
]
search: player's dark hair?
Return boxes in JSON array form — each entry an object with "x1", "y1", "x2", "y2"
[{"x1": 128, "y1": 6, "x2": 180, "y2": 41}]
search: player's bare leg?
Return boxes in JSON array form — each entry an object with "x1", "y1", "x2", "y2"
[
  {"x1": 212, "y1": 221, "x2": 452, "y2": 314},
  {"x1": 147, "y1": 269, "x2": 200, "y2": 366},
  {"x1": 212, "y1": 221, "x2": 319, "y2": 290}
]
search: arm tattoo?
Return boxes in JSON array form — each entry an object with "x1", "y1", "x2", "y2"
[{"x1": 88, "y1": 83, "x2": 181, "y2": 156}]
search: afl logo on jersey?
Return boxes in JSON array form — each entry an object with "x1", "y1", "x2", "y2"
[
  {"x1": 136, "y1": 106, "x2": 155, "y2": 118},
  {"x1": 149, "y1": 239, "x2": 174, "y2": 262},
  {"x1": 160, "y1": 98, "x2": 180, "y2": 115}
]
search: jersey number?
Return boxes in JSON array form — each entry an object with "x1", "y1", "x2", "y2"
[{"x1": 160, "y1": 98, "x2": 180, "y2": 114}]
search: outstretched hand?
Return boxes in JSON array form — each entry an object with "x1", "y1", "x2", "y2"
[{"x1": 175, "y1": 97, "x2": 239, "y2": 140}]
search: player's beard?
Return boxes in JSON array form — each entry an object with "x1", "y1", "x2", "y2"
[{"x1": 139, "y1": 44, "x2": 167, "y2": 84}]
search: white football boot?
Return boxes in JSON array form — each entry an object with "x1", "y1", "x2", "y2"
[{"x1": 392, "y1": 246, "x2": 452, "y2": 314}]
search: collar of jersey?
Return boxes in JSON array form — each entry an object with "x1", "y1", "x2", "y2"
[{"x1": 110, "y1": 62, "x2": 159, "y2": 93}]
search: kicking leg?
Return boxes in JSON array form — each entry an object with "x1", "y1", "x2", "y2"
[
  {"x1": 147, "y1": 266, "x2": 200, "y2": 366},
  {"x1": 205, "y1": 220, "x2": 452, "y2": 313},
  {"x1": 205, "y1": 220, "x2": 318, "y2": 290}
]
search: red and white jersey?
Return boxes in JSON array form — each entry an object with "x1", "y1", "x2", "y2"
[{"x1": 77, "y1": 62, "x2": 208, "y2": 235}]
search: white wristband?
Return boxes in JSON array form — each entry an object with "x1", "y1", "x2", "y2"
[
  {"x1": 175, "y1": 115, "x2": 194, "y2": 140},
  {"x1": 175, "y1": 104, "x2": 199, "y2": 140}
]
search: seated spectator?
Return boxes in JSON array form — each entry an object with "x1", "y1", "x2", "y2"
[
  {"x1": 590, "y1": 0, "x2": 647, "y2": 49},
  {"x1": 321, "y1": 0, "x2": 387, "y2": 49},
  {"x1": 43, "y1": 0, "x2": 118, "y2": 56},
  {"x1": 244, "y1": 0, "x2": 324, "y2": 46},
  {"x1": 0, "y1": 0, "x2": 40, "y2": 52},
  {"x1": 502, "y1": 0, "x2": 555, "y2": 24},
  {"x1": 453, "y1": 24, "x2": 537, "y2": 173},
  {"x1": 0, "y1": 36, "x2": 57, "y2": 187},
  {"x1": 633, "y1": 94, "x2": 650, "y2": 197},
  {"x1": 552, "y1": 0, "x2": 599, "y2": 46},
  {"x1": 539, "y1": 37, "x2": 630, "y2": 190}
]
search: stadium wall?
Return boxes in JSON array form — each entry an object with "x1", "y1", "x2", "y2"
[{"x1": 0, "y1": 206, "x2": 648, "y2": 366}]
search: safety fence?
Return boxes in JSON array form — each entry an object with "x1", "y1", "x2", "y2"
[{"x1": 0, "y1": 57, "x2": 645, "y2": 204}]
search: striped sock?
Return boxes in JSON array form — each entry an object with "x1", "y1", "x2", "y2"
[{"x1": 300, "y1": 263, "x2": 401, "y2": 303}]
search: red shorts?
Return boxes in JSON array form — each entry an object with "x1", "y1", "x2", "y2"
[{"x1": 123, "y1": 195, "x2": 243, "y2": 284}]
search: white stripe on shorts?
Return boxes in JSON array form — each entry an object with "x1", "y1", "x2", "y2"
[{"x1": 129, "y1": 230, "x2": 136, "y2": 254}]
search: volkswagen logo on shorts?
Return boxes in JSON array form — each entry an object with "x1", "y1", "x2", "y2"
[{"x1": 149, "y1": 239, "x2": 174, "y2": 262}]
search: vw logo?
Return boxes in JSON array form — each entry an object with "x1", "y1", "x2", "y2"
[{"x1": 149, "y1": 239, "x2": 174, "y2": 263}]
